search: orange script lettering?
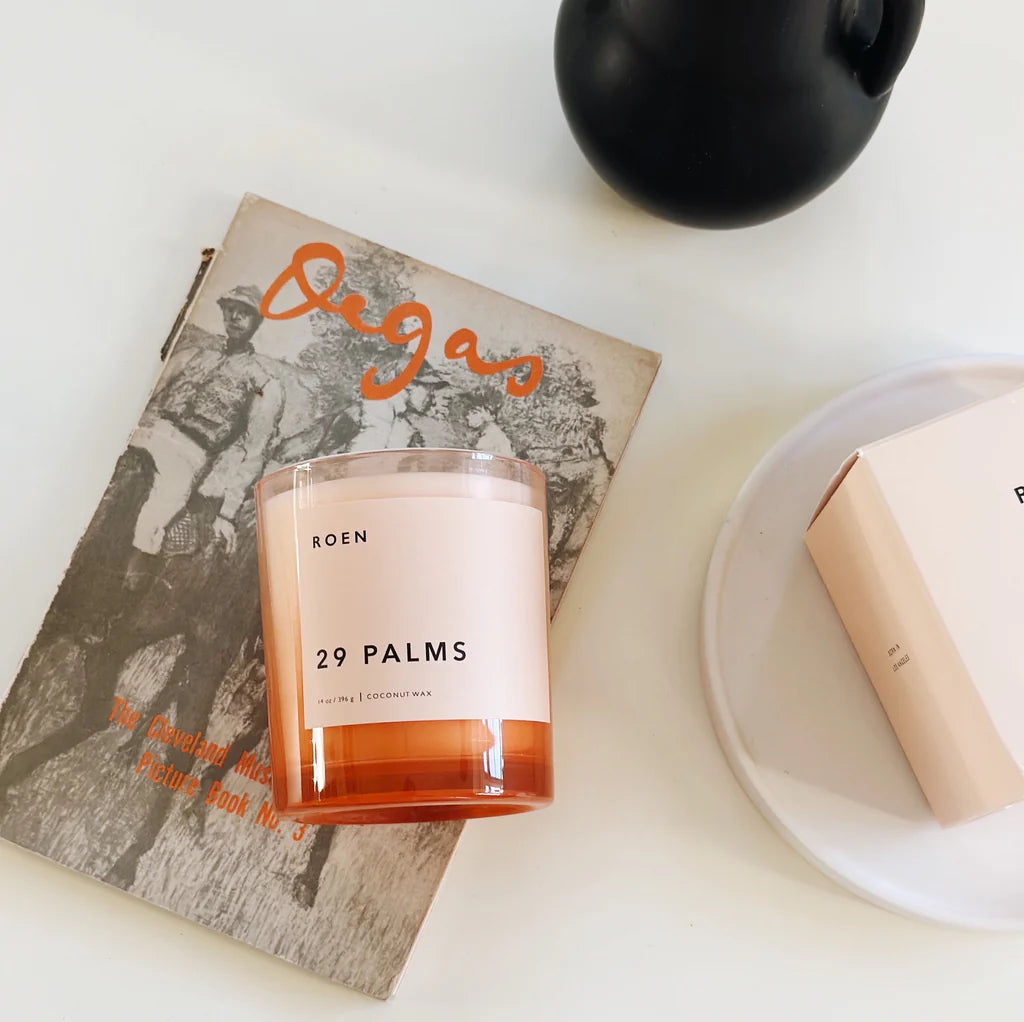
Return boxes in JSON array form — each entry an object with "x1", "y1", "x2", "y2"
[{"x1": 260, "y1": 242, "x2": 543, "y2": 399}]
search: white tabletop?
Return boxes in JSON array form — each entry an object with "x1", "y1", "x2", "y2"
[{"x1": 2, "y1": 2, "x2": 1022, "y2": 1018}]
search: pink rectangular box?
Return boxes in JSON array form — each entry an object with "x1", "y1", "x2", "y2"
[{"x1": 806, "y1": 386, "x2": 1024, "y2": 826}]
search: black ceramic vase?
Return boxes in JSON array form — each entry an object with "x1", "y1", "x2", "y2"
[{"x1": 554, "y1": 0, "x2": 925, "y2": 228}]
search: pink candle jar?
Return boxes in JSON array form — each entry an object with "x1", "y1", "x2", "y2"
[{"x1": 255, "y1": 449, "x2": 553, "y2": 824}]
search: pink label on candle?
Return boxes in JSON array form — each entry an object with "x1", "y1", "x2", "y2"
[{"x1": 294, "y1": 496, "x2": 550, "y2": 728}]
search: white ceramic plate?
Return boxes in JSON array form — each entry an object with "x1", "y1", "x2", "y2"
[{"x1": 701, "y1": 355, "x2": 1024, "y2": 930}]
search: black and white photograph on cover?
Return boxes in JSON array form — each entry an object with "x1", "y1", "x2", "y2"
[{"x1": 0, "y1": 195, "x2": 659, "y2": 999}]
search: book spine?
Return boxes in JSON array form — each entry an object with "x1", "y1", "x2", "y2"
[{"x1": 159, "y1": 247, "x2": 217, "y2": 360}]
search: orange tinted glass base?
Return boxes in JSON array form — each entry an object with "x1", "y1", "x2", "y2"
[{"x1": 270, "y1": 719, "x2": 553, "y2": 825}]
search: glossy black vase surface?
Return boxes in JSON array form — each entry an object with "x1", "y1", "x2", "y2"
[{"x1": 555, "y1": 0, "x2": 925, "y2": 227}]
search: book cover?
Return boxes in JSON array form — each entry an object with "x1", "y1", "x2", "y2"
[{"x1": 0, "y1": 195, "x2": 660, "y2": 998}]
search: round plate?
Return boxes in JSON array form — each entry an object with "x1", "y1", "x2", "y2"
[{"x1": 701, "y1": 355, "x2": 1024, "y2": 930}]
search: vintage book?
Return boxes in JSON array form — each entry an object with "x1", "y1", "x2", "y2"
[{"x1": 0, "y1": 194, "x2": 659, "y2": 998}]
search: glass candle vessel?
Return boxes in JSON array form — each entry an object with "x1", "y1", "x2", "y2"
[{"x1": 255, "y1": 449, "x2": 553, "y2": 824}]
